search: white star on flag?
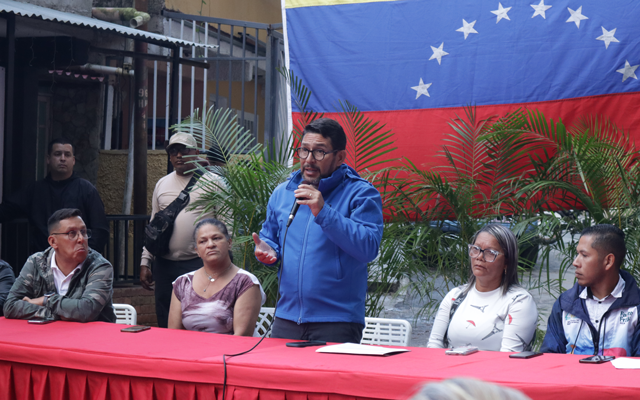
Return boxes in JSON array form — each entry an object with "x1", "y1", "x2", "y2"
[
  {"x1": 411, "y1": 78, "x2": 432, "y2": 99},
  {"x1": 531, "y1": 0, "x2": 552, "y2": 19},
  {"x1": 429, "y1": 43, "x2": 449, "y2": 65},
  {"x1": 596, "y1": 27, "x2": 619, "y2": 49},
  {"x1": 616, "y1": 60, "x2": 639, "y2": 82},
  {"x1": 456, "y1": 19, "x2": 478, "y2": 40},
  {"x1": 566, "y1": 6, "x2": 588, "y2": 29},
  {"x1": 491, "y1": 3, "x2": 512, "y2": 23}
]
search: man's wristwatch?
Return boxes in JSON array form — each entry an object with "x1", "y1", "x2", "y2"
[{"x1": 43, "y1": 292, "x2": 54, "y2": 307}]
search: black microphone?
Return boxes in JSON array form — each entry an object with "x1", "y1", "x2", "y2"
[{"x1": 287, "y1": 180, "x2": 316, "y2": 227}]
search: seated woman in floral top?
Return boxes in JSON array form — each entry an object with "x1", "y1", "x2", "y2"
[{"x1": 168, "y1": 218, "x2": 265, "y2": 335}]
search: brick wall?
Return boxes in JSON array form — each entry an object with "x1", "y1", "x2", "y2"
[{"x1": 112, "y1": 287, "x2": 157, "y2": 326}]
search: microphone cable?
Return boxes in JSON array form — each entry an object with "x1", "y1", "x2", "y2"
[
  {"x1": 598, "y1": 314, "x2": 608, "y2": 356},
  {"x1": 569, "y1": 320, "x2": 584, "y2": 355},
  {"x1": 221, "y1": 224, "x2": 290, "y2": 400}
]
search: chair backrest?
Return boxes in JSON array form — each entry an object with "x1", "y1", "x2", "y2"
[
  {"x1": 113, "y1": 303, "x2": 137, "y2": 325},
  {"x1": 361, "y1": 317, "x2": 412, "y2": 346},
  {"x1": 254, "y1": 307, "x2": 275, "y2": 338}
]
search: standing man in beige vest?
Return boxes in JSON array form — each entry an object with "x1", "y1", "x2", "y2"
[{"x1": 139, "y1": 133, "x2": 220, "y2": 328}]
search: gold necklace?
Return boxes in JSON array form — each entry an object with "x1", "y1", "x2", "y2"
[{"x1": 203, "y1": 264, "x2": 232, "y2": 292}]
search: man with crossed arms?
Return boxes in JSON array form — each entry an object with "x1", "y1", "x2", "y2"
[{"x1": 3, "y1": 208, "x2": 115, "y2": 322}]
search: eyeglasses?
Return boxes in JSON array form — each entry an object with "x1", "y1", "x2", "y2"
[
  {"x1": 51, "y1": 229, "x2": 92, "y2": 241},
  {"x1": 168, "y1": 146, "x2": 196, "y2": 156},
  {"x1": 296, "y1": 147, "x2": 339, "y2": 161},
  {"x1": 468, "y1": 244, "x2": 501, "y2": 262}
]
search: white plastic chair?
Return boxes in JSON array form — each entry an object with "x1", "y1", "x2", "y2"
[
  {"x1": 254, "y1": 307, "x2": 275, "y2": 338},
  {"x1": 361, "y1": 317, "x2": 412, "y2": 346},
  {"x1": 113, "y1": 303, "x2": 137, "y2": 325}
]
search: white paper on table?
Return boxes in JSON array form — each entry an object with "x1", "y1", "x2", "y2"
[
  {"x1": 611, "y1": 357, "x2": 640, "y2": 369},
  {"x1": 316, "y1": 343, "x2": 409, "y2": 356}
]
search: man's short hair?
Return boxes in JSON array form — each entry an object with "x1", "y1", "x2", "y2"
[
  {"x1": 302, "y1": 118, "x2": 347, "y2": 151},
  {"x1": 581, "y1": 224, "x2": 627, "y2": 269},
  {"x1": 48, "y1": 208, "x2": 83, "y2": 234},
  {"x1": 48, "y1": 138, "x2": 74, "y2": 155}
]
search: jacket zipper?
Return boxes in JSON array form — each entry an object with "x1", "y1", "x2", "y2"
[{"x1": 297, "y1": 211, "x2": 313, "y2": 324}]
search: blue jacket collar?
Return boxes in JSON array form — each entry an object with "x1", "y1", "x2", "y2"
[
  {"x1": 286, "y1": 164, "x2": 361, "y2": 194},
  {"x1": 560, "y1": 269, "x2": 640, "y2": 323}
]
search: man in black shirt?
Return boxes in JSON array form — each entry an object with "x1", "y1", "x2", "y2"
[{"x1": 0, "y1": 138, "x2": 109, "y2": 253}]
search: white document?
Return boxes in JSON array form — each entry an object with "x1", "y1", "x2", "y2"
[
  {"x1": 316, "y1": 343, "x2": 409, "y2": 356},
  {"x1": 611, "y1": 357, "x2": 640, "y2": 369}
]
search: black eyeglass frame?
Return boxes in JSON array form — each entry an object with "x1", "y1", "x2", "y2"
[{"x1": 296, "y1": 147, "x2": 340, "y2": 161}]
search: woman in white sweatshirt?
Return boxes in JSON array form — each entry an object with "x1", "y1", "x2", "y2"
[{"x1": 427, "y1": 224, "x2": 538, "y2": 352}]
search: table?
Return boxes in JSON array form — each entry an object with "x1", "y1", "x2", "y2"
[{"x1": 0, "y1": 318, "x2": 638, "y2": 400}]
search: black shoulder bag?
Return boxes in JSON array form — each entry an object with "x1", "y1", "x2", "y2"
[
  {"x1": 443, "y1": 290, "x2": 468, "y2": 349},
  {"x1": 144, "y1": 172, "x2": 201, "y2": 257}
]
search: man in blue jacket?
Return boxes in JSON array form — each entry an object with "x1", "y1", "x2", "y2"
[
  {"x1": 252, "y1": 118, "x2": 383, "y2": 343},
  {"x1": 541, "y1": 224, "x2": 640, "y2": 356}
]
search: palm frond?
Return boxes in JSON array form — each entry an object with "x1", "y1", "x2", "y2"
[
  {"x1": 172, "y1": 106, "x2": 261, "y2": 162},
  {"x1": 335, "y1": 99, "x2": 397, "y2": 173},
  {"x1": 279, "y1": 67, "x2": 323, "y2": 142}
]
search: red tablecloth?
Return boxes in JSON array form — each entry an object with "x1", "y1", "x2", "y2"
[{"x1": 0, "y1": 318, "x2": 639, "y2": 400}]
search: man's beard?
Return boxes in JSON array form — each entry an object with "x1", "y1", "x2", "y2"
[
  {"x1": 305, "y1": 176, "x2": 320, "y2": 186},
  {"x1": 302, "y1": 165, "x2": 322, "y2": 186}
]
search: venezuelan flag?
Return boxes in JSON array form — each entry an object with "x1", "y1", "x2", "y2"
[{"x1": 284, "y1": 0, "x2": 640, "y2": 167}]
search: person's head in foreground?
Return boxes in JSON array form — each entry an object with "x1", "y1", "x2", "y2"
[
  {"x1": 298, "y1": 118, "x2": 347, "y2": 185},
  {"x1": 48, "y1": 208, "x2": 90, "y2": 266},
  {"x1": 168, "y1": 218, "x2": 265, "y2": 335},
  {"x1": 466, "y1": 223, "x2": 519, "y2": 295},
  {"x1": 408, "y1": 378, "x2": 531, "y2": 400}
]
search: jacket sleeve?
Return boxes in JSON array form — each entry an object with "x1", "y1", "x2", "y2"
[
  {"x1": 0, "y1": 261, "x2": 16, "y2": 316},
  {"x1": 45, "y1": 262, "x2": 114, "y2": 322},
  {"x1": 313, "y1": 184, "x2": 383, "y2": 263},
  {"x1": 3, "y1": 255, "x2": 51, "y2": 320},
  {"x1": 84, "y1": 184, "x2": 109, "y2": 253},
  {"x1": 540, "y1": 298, "x2": 568, "y2": 353}
]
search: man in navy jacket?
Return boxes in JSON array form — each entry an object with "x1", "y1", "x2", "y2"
[
  {"x1": 541, "y1": 224, "x2": 640, "y2": 356},
  {"x1": 253, "y1": 118, "x2": 383, "y2": 343}
]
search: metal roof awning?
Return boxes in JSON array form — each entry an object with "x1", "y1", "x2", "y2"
[{"x1": 0, "y1": 0, "x2": 217, "y2": 49}]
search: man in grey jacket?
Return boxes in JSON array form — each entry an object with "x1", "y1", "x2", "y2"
[
  {"x1": 0, "y1": 260, "x2": 15, "y2": 316},
  {"x1": 3, "y1": 208, "x2": 115, "y2": 322}
]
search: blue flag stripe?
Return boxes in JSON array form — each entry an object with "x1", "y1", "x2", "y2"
[{"x1": 287, "y1": 0, "x2": 640, "y2": 113}]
